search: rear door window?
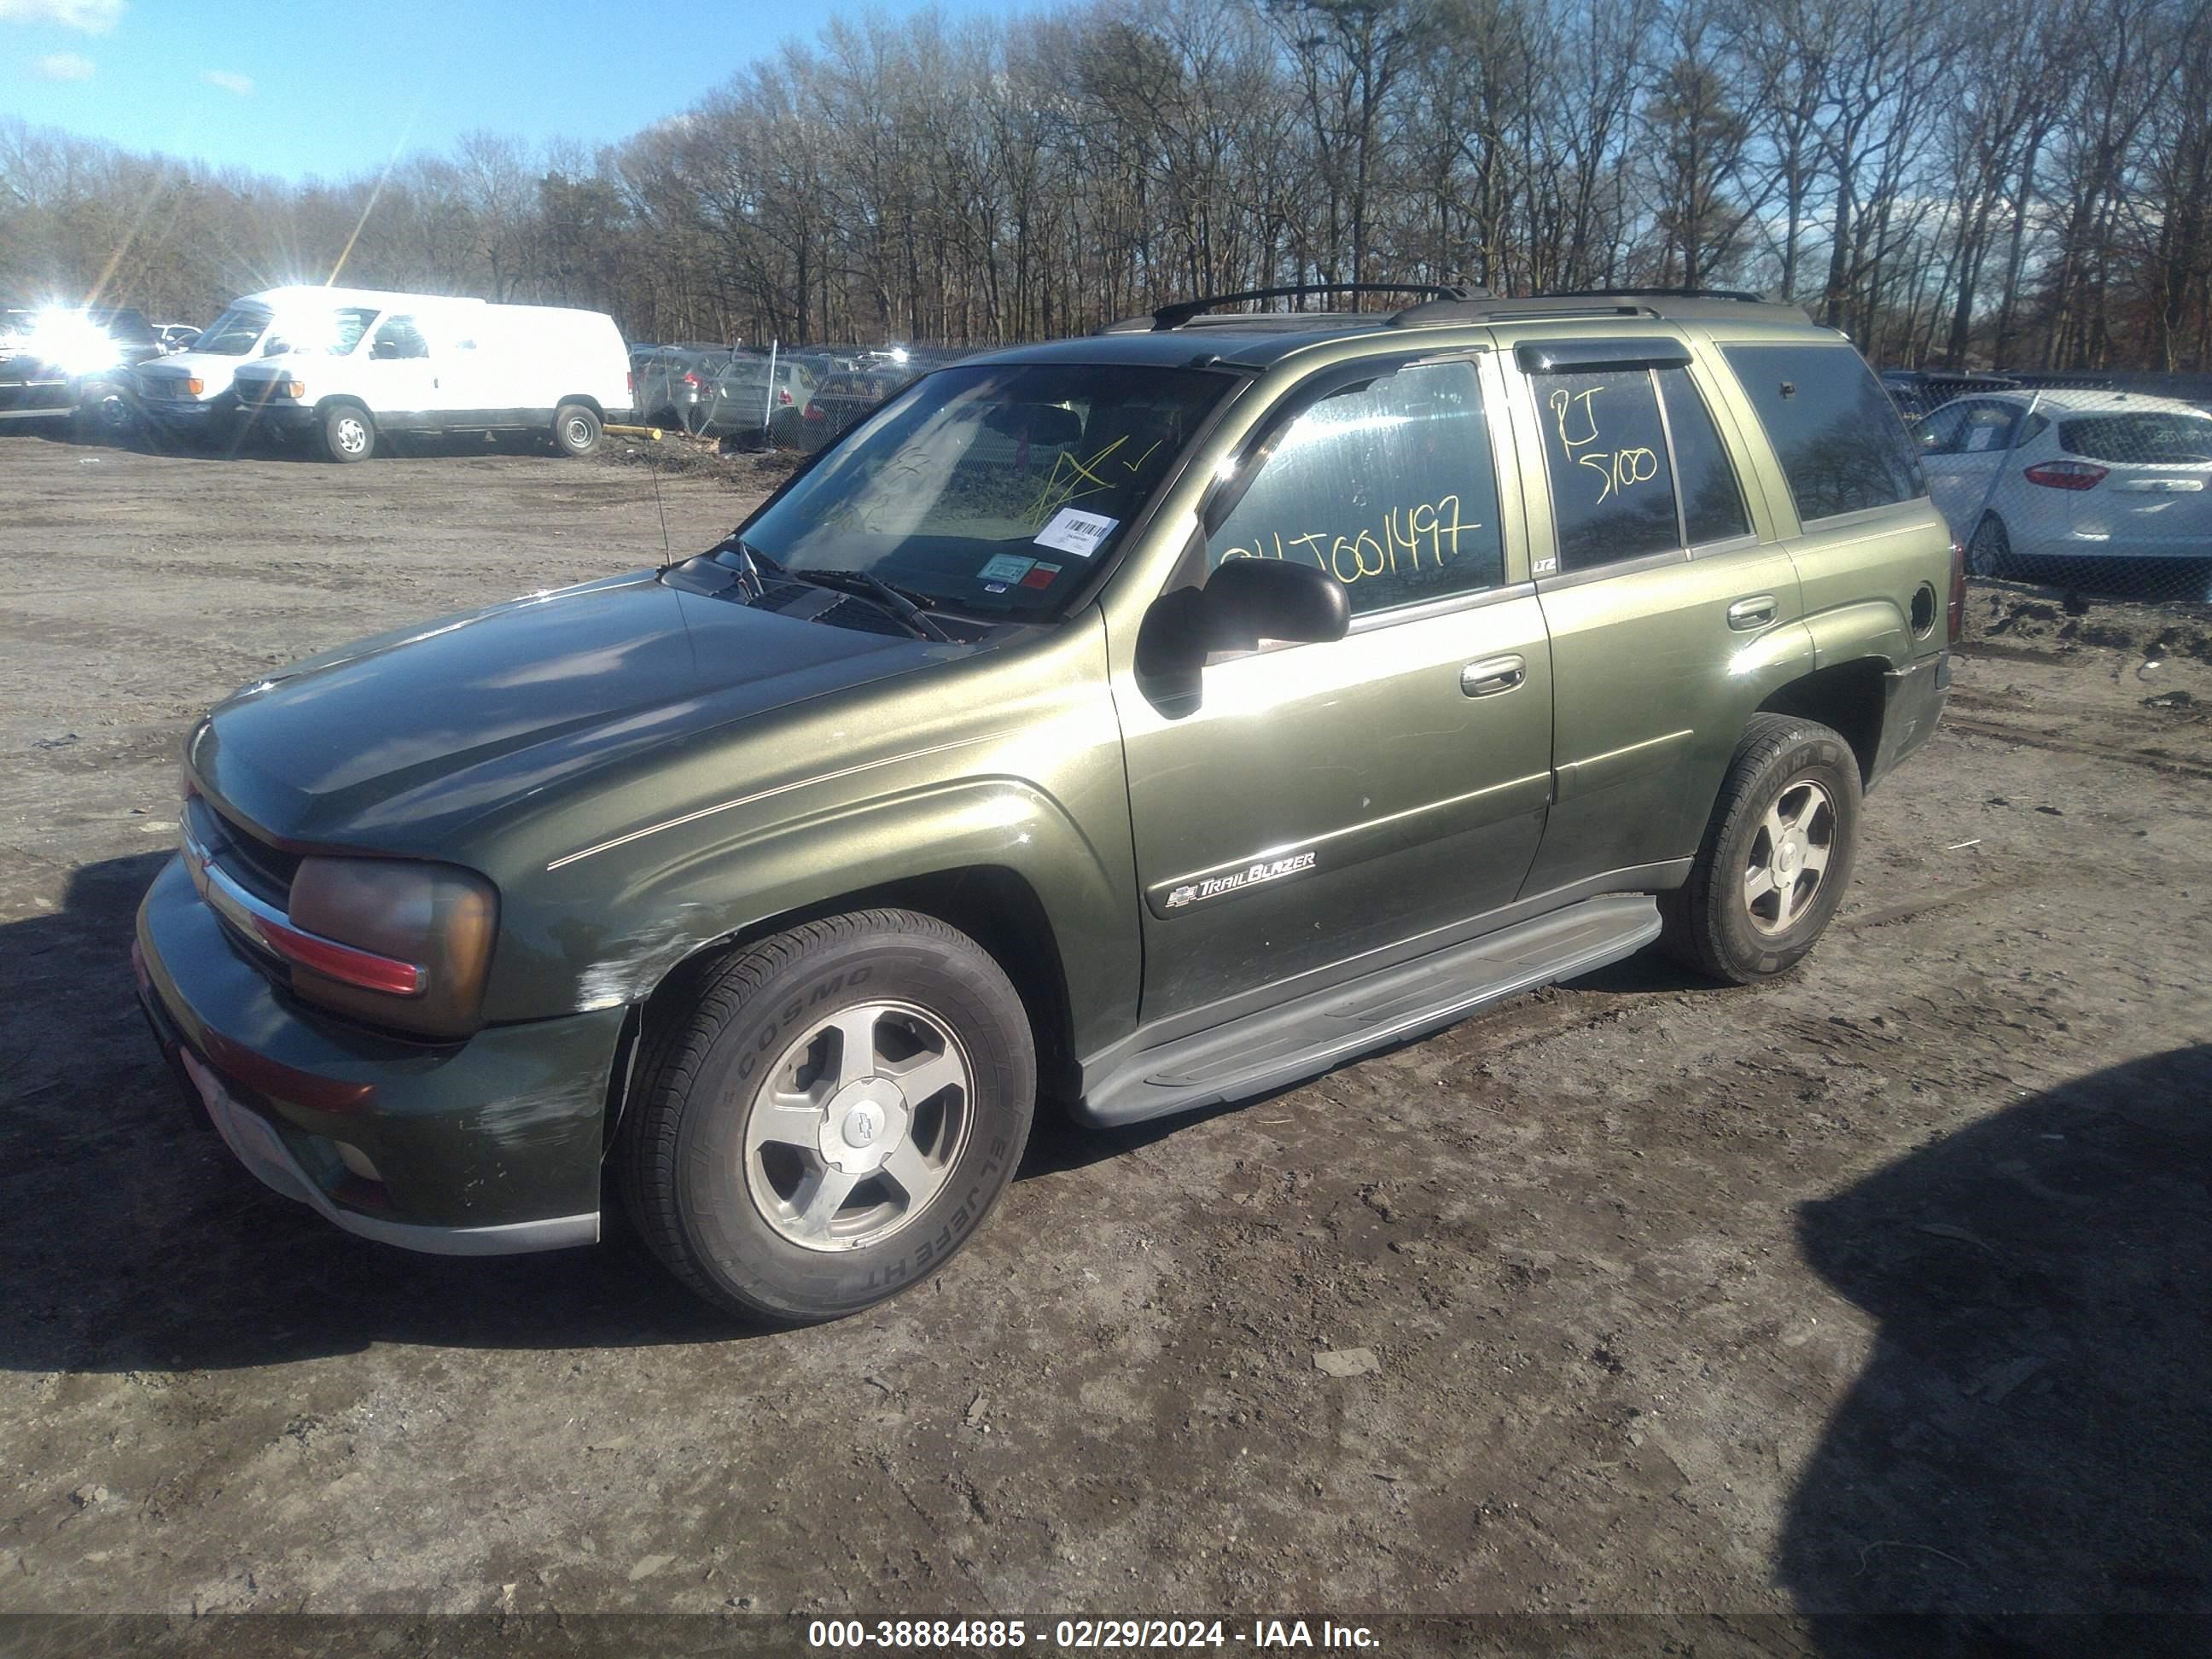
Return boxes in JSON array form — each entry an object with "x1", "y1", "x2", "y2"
[
  {"x1": 1532, "y1": 368, "x2": 1681, "y2": 573},
  {"x1": 1205, "y1": 358, "x2": 1506, "y2": 616},
  {"x1": 1722, "y1": 343, "x2": 1927, "y2": 522}
]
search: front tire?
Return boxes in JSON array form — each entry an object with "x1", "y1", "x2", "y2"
[
  {"x1": 552, "y1": 402, "x2": 601, "y2": 457},
  {"x1": 617, "y1": 909, "x2": 1036, "y2": 1324},
  {"x1": 320, "y1": 404, "x2": 374, "y2": 463},
  {"x1": 1661, "y1": 713, "x2": 1862, "y2": 984},
  {"x1": 73, "y1": 380, "x2": 134, "y2": 444}
]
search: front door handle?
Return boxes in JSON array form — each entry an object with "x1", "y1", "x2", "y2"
[
  {"x1": 1726, "y1": 595, "x2": 1778, "y2": 631},
  {"x1": 1461, "y1": 654, "x2": 1526, "y2": 697}
]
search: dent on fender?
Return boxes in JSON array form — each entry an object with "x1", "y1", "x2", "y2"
[{"x1": 573, "y1": 903, "x2": 713, "y2": 1012}]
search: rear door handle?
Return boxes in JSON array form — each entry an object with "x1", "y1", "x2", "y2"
[
  {"x1": 1726, "y1": 595, "x2": 1778, "y2": 631},
  {"x1": 1460, "y1": 654, "x2": 1526, "y2": 697}
]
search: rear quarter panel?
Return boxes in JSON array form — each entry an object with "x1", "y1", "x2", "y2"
[{"x1": 1691, "y1": 321, "x2": 1953, "y2": 675}]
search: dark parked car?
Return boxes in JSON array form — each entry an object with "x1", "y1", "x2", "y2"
[
  {"x1": 798, "y1": 367, "x2": 911, "y2": 451},
  {"x1": 631, "y1": 346, "x2": 738, "y2": 434},
  {"x1": 696, "y1": 352, "x2": 818, "y2": 443},
  {"x1": 0, "y1": 305, "x2": 164, "y2": 437}
]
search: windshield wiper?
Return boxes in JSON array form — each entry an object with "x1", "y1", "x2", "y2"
[
  {"x1": 704, "y1": 535, "x2": 783, "y2": 599},
  {"x1": 783, "y1": 566, "x2": 955, "y2": 643}
]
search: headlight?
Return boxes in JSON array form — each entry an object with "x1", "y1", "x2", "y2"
[{"x1": 282, "y1": 859, "x2": 498, "y2": 1038}]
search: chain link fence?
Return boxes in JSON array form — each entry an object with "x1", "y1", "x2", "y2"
[
  {"x1": 629, "y1": 342, "x2": 977, "y2": 456},
  {"x1": 1892, "y1": 372, "x2": 2212, "y2": 606}
]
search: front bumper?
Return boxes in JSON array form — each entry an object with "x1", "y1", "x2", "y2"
[
  {"x1": 233, "y1": 398, "x2": 317, "y2": 435},
  {"x1": 1868, "y1": 649, "x2": 1952, "y2": 789},
  {"x1": 133, "y1": 854, "x2": 624, "y2": 1254},
  {"x1": 137, "y1": 392, "x2": 234, "y2": 425}
]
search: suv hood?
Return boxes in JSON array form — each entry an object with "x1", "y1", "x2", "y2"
[{"x1": 190, "y1": 571, "x2": 944, "y2": 850}]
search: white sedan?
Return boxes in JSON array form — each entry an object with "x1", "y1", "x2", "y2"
[{"x1": 1912, "y1": 388, "x2": 2212, "y2": 596}]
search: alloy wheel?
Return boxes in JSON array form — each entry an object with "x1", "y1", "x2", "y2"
[
  {"x1": 1743, "y1": 779, "x2": 1835, "y2": 935},
  {"x1": 740, "y1": 1000, "x2": 973, "y2": 1252}
]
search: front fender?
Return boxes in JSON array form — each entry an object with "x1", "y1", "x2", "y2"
[
  {"x1": 479, "y1": 615, "x2": 1142, "y2": 1058},
  {"x1": 567, "y1": 778, "x2": 1137, "y2": 1049}
]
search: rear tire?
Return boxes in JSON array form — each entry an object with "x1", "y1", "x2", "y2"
[
  {"x1": 1661, "y1": 713, "x2": 1862, "y2": 984},
  {"x1": 617, "y1": 909, "x2": 1035, "y2": 1324},
  {"x1": 320, "y1": 404, "x2": 374, "y2": 463},
  {"x1": 1966, "y1": 514, "x2": 2012, "y2": 578},
  {"x1": 552, "y1": 402, "x2": 601, "y2": 457}
]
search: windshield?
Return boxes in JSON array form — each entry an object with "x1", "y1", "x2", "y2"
[
  {"x1": 265, "y1": 306, "x2": 380, "y2": 358},
  {"x1": 193, "y1": 306, "x2": 271, "y2": 356},
  {"x1": 739, "y1": 361, "x2": 1230, "y2": 616}
]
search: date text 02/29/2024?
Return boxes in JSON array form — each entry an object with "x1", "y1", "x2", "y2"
[{"x1": 806, "y1": 1618, "x2": 1381, "y2": 1650}]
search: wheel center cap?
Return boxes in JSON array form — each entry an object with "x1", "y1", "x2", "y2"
[
  {"x1": 1776, "y1": 837, "x2": 1801, "y2": 877},
  {"x1": 819, "y1": 1080, "x2": 908, "y2": 1174}
]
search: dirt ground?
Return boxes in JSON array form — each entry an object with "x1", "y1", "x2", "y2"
[{"x1": 1, "y1": 428, "x2": 2208, "y2": 1650}]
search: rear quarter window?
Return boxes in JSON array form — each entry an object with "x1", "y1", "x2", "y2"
[
  {"x1": 2058, "y1": 413, "x2": 2212, "y2": 464},
  {"x1": 1722, "y1": 343, "x2": 1927, "y2": 522}
]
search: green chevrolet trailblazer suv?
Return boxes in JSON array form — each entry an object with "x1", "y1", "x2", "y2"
[{"x1": 135, "y1": 285, "x2": 1958, "y2": 1322}]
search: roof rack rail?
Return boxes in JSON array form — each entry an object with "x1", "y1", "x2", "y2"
[
  {"x1": 1100, "y1": 282, "x2": 1487, "y2": 335},
  {"x1": 1529, "y1": 285, "x2": 1772, "y2": 305},
  {"x1": 1389, "y1": 285, "x2": 1807, "y2": 329}
]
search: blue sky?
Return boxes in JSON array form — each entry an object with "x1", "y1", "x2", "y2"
[{"x1": 3, "y1": 0, "x2": 1031, "y2": 182}]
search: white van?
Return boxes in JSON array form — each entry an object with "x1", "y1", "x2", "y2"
[
  {"x1": 216, "y1": 288, "x2": 632, "y2": 462},
  {"x1": 132, "y1": 293, "x2": 290, "y2": 438}
]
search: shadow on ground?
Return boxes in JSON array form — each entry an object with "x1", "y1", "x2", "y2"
[
  {"x1": 0, "y1": 853, "x2": 755, "y2": 1372},
  {"x1": 0, "y1": 850, "x2": 1202, "y2": 1374},
  {"x1": 1781, "y1": 1045, "x2": 2212, "y2": 1655}
]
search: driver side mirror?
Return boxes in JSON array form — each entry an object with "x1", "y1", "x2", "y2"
[
  {"x1": 1136, "y1": 556, "x2": 1350, "y2": 684},
  {"x1": 370, "y1": 339, "x2": 399, "y2": 360},
  {"x1": 1195, "y1": 556, "x2": 1351, "y2": 652}
]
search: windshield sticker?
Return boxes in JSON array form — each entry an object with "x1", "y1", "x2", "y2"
[
  {"x1": 1021, "y1": 562, "x2": 1062, "y2": 590},
  {"x1": 977, "y1": 553, "x2": 1037, "y2": 584},
  {"x1": 1034, "y1": 507, "x2": 1118, "y2": 558}
]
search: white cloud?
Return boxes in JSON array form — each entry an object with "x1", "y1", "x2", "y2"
[
  {"x1": 0, "y1": 0, "x2": 125, "y2": 35},
  {"x1": 34, "y1": 49, "x2": 94, "y2": 79},
  {"x1": 201, "y1": 68, "x2": 253, "y2": 96}
]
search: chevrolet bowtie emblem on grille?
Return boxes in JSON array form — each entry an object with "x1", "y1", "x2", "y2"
[{"x1": 1165, "y1": 849, "x2": 1317, "y2": 909}]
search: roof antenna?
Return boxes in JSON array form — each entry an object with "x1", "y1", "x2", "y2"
[{"x1": 647, "y1": 430, "x2": 673, "y2": 571}]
